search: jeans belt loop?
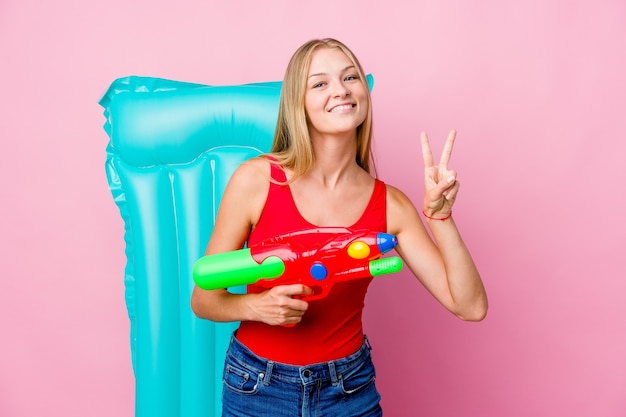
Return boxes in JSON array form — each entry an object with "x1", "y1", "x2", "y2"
[
  {"x1": 328, "y1": 360, "x2": 340, "y2": 385},
  {"x1": 364, "y1": 335, "x2": 373, "y2": 351},
  {"x1": 263, "y1": 361, "x2": 274, "y2": 385}
]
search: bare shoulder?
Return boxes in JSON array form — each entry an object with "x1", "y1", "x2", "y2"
[
  {"x1": 384, "y1": 183, "x2": 422, "y2": 236},
  {"x1": 223, "y1": 155, "x2": 272, "y2": 225},
  {"x1": 229, "y1": 155, "x2": 271, "y2": 189},
  {"x1": 385, "y1": 183, "x2": 414, "y2": 209},
  {"x1": 221, "y1": 156, "x2": 271, "y2": 204}
]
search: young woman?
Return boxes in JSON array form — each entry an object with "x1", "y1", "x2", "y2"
[{"x1": 191, "y1": 38, "x2": 488, "y2": 417}]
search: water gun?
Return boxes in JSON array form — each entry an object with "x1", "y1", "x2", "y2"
[{"x1": 192, "y1": 227, "x2": 403, "y2": 301}]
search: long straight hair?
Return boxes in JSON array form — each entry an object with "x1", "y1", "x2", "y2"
[{"x1": 270, "y1": 38, "x2": 375, "y2": 180}]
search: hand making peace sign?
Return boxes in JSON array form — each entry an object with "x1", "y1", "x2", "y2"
[{"x1": 421, "y1": 129, "x2": 460, "y2": 218}]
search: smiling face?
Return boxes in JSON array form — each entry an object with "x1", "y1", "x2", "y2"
[{"x1": 304, "y1": 47, "x2": 369, "y2": 141}]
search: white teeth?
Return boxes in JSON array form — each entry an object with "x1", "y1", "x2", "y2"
[{"x1": 330, "y1": 104, "x2": 353, "y2": 112}]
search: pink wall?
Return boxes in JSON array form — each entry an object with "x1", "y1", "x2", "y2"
[{"x1": 1, "y1": 1, "x2": 625, "y2": 416}]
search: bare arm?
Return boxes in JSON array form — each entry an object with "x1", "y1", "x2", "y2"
[
  {"x1": 190, "y1": 158, "x2": 311, "y2": 326},
  {"x1": 386, "y1": 130, "x2": 488, "y2": 321}
]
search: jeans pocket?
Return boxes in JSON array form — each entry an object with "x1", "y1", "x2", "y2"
[
  {"x1": 339, "y1": 356, "x2": 377, "y2": 395},
  {"x1": 223, "y1": 362, "x2": 262, "y2": 395}
]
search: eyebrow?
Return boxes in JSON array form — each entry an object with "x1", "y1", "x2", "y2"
[{"x1": 308, "y1": 65, "x2": 356, "y2": 79}]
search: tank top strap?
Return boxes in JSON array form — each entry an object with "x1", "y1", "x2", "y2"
[{"x1": 269, "y1": 158, "x2": 288, "y2": 183}]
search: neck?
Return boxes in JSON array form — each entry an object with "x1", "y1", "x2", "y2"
[{"x1": 308, "y1": 134, "x2": 360, "y2": 188}]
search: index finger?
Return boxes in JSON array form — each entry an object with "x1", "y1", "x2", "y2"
[
  {"x1": 420, "y1": 131, "x2": 434, "y2": 167},
  {"x1": 439, "y1": 129, "x2": 457, "y2": 168},
  {"x1": 276, "y1": 284, "x2": 313, "y2": 297}
]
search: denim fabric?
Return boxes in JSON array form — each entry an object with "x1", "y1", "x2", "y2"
[{"x1": 221, "y1": 334, "x2": 383, "y2": 417}]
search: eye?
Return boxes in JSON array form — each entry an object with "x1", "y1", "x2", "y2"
[
  {"x1": 344, "y1": 74, "x2": 359, "y2": 81},
  {"x1": 312, "y1": 81, "x2": 326, "y2": 88}
]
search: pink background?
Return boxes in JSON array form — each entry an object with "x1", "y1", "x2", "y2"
[{"x1": 2, "y1": 1, "x2": 625, "y2": 416}]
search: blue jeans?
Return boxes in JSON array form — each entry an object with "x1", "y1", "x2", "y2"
[{"x1": 221, "y1": 334, "x2": 383, "y2": 417}]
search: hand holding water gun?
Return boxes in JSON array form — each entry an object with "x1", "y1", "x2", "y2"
[{"x1": 192, "y1": 227, "x2": 403, "y2": 301}]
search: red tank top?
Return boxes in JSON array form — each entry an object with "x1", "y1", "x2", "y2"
[{"x1": 236, "y1": 160, "x2": 387, "y2": 365}]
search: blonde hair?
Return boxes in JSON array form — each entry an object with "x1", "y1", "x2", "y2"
[{"x1": 270, "y1": 38, "x2": 375, "y2": 180}]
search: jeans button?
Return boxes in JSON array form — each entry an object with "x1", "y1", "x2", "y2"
[{"x1": 303, "y1": 369, "x2": 311, "y2": 378}]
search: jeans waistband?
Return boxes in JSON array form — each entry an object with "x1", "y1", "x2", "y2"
[{"x1": 226, "y1": 334, "x2": 373, "y2": 385}]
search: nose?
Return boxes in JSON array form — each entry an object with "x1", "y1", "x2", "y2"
[{"x1": 332, "y1": 80, "x2": 351, "y2": 98}]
